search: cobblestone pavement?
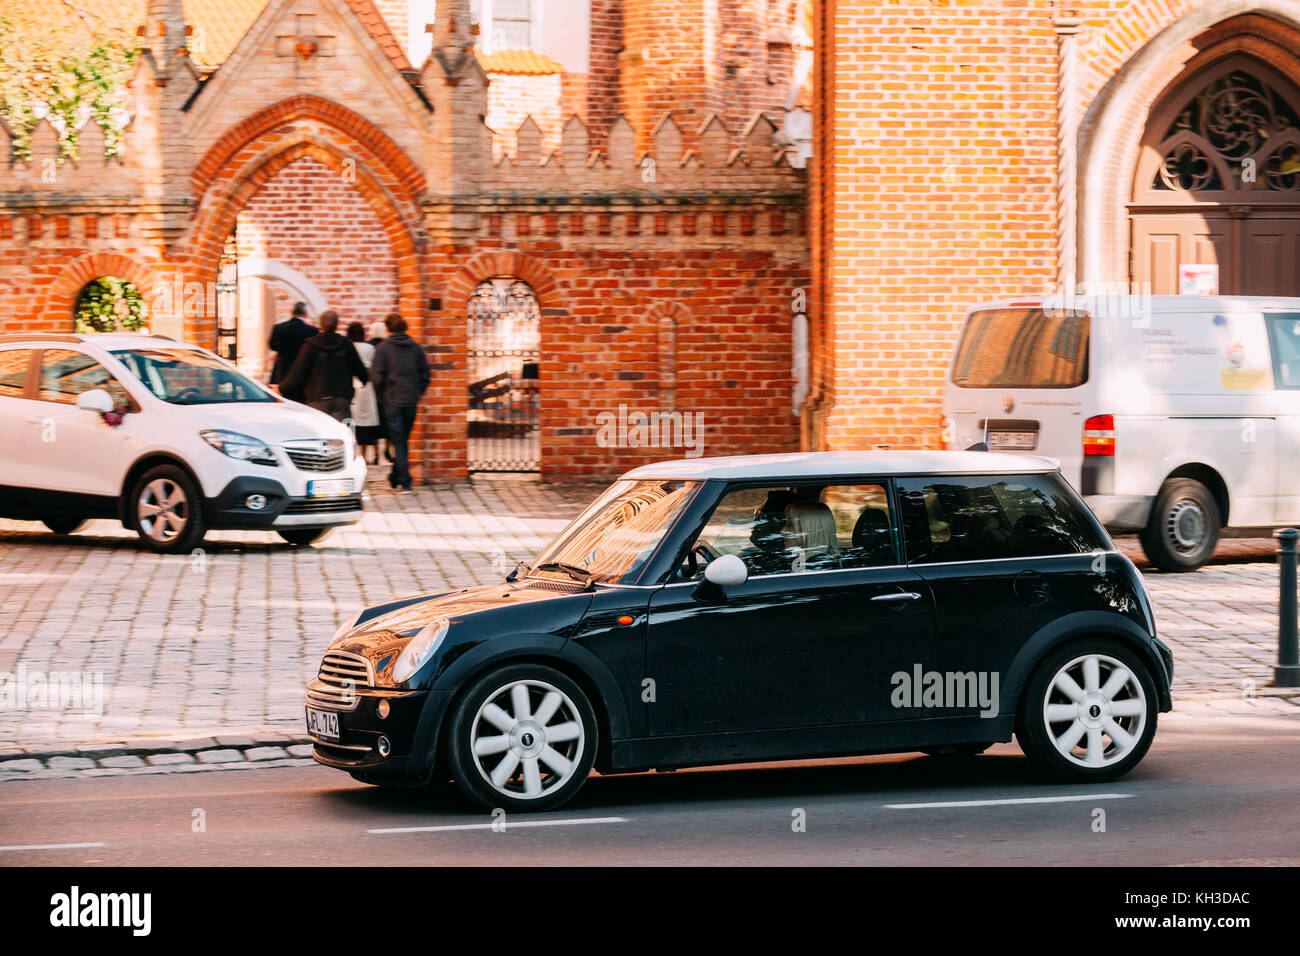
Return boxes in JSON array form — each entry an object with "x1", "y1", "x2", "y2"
[{"x1": 1, "y1": 473, "x2": 1295, "y2": 761}]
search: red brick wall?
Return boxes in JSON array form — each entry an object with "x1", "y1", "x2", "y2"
[
  {"x1": 418, "y1": 224, "x2": 809, "y2": 482},
  {"x1": 812, "y1": 0, "x2": 1058, "y2": 451},
  {"x1": 234, "y1": 156, "x2": 401, "y2": 326}
]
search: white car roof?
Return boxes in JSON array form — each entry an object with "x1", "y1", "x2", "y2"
[
  {"x1": 621, "y1": 450, "x2": 1059, "y2": 481},
  {"x1": 0, "y1": 333, "x2": 204, "y2": 351}
]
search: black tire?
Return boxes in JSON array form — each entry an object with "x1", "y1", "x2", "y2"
[
  {"x1": 1016, "y1": 638, "x2": 1158, "y2": 783},
  {"x1": 129, "y1": 464, "x2": 206, "y2": 554},
  {"x1": 920, "y1": 743, "x2": 993, "y2": 758},
  {"x1": 446, "y1": 663, "x2": 598, "y2": 812},
  {"x1": 1138, "y1": 477, "x2": 1220, "y2": 572},
  {"x1": 277, "y1": 528, "x2": 332, "y2": 547},
  {"x1": 43, "y1": 517, "x2": 88, "y2": 536}
]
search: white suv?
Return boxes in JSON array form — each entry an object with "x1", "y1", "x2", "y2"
[{"x1": 0, "y1": 333, "x2": 368, "y2": 552}]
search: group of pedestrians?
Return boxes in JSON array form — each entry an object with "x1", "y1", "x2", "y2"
[{"x1": 268, "y1": 302, "x2": 430, "y2": 493}]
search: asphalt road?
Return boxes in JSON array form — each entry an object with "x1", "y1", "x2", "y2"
[{"x1": 3, "y1": 711, "x2": 1298, "y2": 866}]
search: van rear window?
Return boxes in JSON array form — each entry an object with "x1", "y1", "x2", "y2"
[{"x1": 953, "y1": 308, "x2": 1089, "y2": 388}]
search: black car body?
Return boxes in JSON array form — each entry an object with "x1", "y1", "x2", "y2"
[{"x1": 306, "y1": 451, "x2": 1173, "y2": 811}]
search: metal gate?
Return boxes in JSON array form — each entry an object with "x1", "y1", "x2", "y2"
[{"x1": 467, "y1": 278, "x2": 540, "y2": 473}]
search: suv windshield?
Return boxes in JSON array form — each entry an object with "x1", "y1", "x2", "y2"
[
  {"x1": 111, "y1": 348, "x2": 277, "y2": 405},
  {"x1": 528, "y1": 479, "x2": 700, "y2": 584}
]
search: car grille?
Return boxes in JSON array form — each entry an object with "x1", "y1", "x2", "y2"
[
  {"x1": 305, "y1": 650, "x2": 373, "y2": 711},
  {"x1": 285, "y1": 497, "x2": 363, "y2": 514},
  {"x1": 284, "y1": 439, "x2": 346, "y2": 472}
]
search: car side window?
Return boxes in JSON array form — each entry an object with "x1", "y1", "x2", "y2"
[
  {"x1": 897, "y1": 473, "x2": 1103, "y2": 563},
  {"x1": 1265, "y1": 313, "x2": 1300, "y2": 388},
  {"x1": 685, "y1": 482, "x2": 897, "y2": 579},
  {"x1": 0, "y1": 348, "x2": 33, "y2": 399},
  {"x1": 37, "y1": 349, "x2": 130, "y2": 406}
]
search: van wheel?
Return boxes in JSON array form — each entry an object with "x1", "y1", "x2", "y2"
[
  {"x1": 43, "y1": 518, "x2": 88, "y2": 536},
  {"x1": 130, "y1": 464, "x2": 206, "y2": 554},
  {"x1": 1016, "y1": 639, "x2": 1158, "y2": 782},
  {"x1": 1138, "y1": 478, "x2": 1220, "y2": 572},
  {"x1": 278, "y1": 528, "x2": 332, "y2": 547}
]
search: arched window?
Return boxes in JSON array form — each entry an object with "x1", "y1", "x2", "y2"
[
  {"x1": 1131, "y1": 54, "x2": 1300, "y2": 295},
  {"x1": 466, "y1": 277, "x2": 541, "y2": 473},
  {"x1": 73, "y1": 277, "x2": 147, "y2": 333}
]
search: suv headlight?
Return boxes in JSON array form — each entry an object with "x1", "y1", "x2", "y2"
[
  {"x1": 201, "y1": 429, "x2": 278, "y2": 466},
  {"x1": 393, "y1": 618, "x2": 450, "y2": 684}
]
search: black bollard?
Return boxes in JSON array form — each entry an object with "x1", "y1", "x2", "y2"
[{"x1": 1275, "y1": 528, "x2": 1300, "y2": 688}]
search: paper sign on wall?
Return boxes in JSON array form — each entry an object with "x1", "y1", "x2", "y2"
[{"x1": 1179, "y1": 263, "x2": 1219, "y2": 295}]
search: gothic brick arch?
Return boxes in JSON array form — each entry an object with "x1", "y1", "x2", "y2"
[
  {"x1": 190, "y1": 94, "x2": 427, "y2": 202},
  {"x1": 185, "y1": 135, "x2": 426, "y2": 340},
  {"x1": 45, "y1": 252, "x2": 166, "y2": 327},
  {"x1": 1076, "y1": 6, "x2": 1300, "y2": 284},
  {"x1": 445, "y1": 251, "x2": 561, "y2": 306}
]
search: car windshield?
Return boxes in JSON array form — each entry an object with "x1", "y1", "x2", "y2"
[
  {"x1": 111, "y1": 348, "x2": 277, "y2": 405},
  {"x1": 528, "y1": 479, "x2": 701, "y2": 584}
]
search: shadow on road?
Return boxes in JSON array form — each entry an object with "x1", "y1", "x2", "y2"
[{"x1": 322, "y1": 749, "x2": 1164, "y2": 819}]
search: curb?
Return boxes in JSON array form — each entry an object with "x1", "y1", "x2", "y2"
[{"x1": 0, "y1": 731, "x2": 318, "y2": 777}]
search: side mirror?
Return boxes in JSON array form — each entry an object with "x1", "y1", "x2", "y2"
[
  {"x1": 76, "y1": 389, "x2": 115, "y2": 414},
  {"x1": 703, "y1": 553, "x2": 749, "y2": 588}
]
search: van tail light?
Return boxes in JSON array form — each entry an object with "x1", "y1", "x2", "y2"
[
  {"x1": 939, "y1": 415, "x2": 954, "y2": 449},
  {"x1": 1083, "y1": 414, "x2": 1115, "y2": 456}
]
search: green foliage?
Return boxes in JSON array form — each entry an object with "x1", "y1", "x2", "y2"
[
  {"x1": 0, "y1": 6, "x2": 138, "y2": 162},
  {"x1": 75, "y1": 277, "x2": 146, "y2": 333}
]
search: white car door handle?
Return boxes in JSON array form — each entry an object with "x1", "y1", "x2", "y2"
[{"x1": 871, "y1": 592, "x2": 922, "y2": 602}]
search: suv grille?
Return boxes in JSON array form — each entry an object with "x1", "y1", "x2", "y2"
[
  {"x1": 305, "y1": 650, "x2": 373, "y2": 710},
  {"x1": 284, "y1": 439, "x2": 346, "y2": 472}
]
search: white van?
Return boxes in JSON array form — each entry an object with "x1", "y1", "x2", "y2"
[
  {"x1": 942, "y1": 295, "x2": 1300, "y2": 571},
  {"x1": 0, "y1": 333, "x2": 367, "y2": 552}
]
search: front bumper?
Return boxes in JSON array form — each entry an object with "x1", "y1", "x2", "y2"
[
  {"x1": 304, "y1": 684, "x2": 450, "y2": 782},
  {"x1": 205, "y1": 475, "x2": 364, "y2": 530}
]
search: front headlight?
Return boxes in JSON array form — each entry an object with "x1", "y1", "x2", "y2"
[
  {"x1": 393, "y1": 617, "x2": 450, "y2": 684},
  {"x1": 200, "y1": 429, "x2": 278, "y2": 466}
]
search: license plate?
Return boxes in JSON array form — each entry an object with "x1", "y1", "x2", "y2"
[
  {"x1": 305, "y1": 706, "x2": 339, "y2": 739},
  {"x1": 987, "y1": 431, "x2": 1037, "y2": 450},
  {"x1": 308, "y1": 478, "x2": 352, "y2": 497}
]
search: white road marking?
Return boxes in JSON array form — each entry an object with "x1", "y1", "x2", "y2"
[
  {"x1": 0, "y1": 842, "x2": 107, "y2": 852},
  {"x1": 368, "y1": 816, "x2": 628, "y2": 834},
  {"x1": 887, "y1": 793, "x2": 1133, "y2": 810}
]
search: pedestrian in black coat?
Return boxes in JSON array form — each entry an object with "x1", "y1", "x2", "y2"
[
  {"x1": 370, "y1": 313, "x2": 431, "y2": 491},
  {"x1": 280, "y1": 310, "x2": 369, "y2": 421},
  {"x1": 267, "y1": 301, "x2": 316, "y2": 386}
]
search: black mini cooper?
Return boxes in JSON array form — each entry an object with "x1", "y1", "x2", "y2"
[{"x1": 306, "y1": 451, "x2": 1173, "y2": 811}]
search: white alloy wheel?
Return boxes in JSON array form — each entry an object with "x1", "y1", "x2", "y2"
[
  {"x1": 1041, "y1": 652, "x2": 1148, "y2": 769},
  {"x1": 137, "y1": 477, "x2": 189, "y2": 543},
  {"x1": 469, "y1": 678, "x2": 586, "y2": 800}
]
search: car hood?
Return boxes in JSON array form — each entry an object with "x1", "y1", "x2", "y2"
[
  {"x1": 331, "y1": 578, "x2": 596, "y2": 658},
  {"x1": 168, "y1": 400, "x2": 349, "y2": 445}
]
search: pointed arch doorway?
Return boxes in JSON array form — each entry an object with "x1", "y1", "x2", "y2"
[{"x1": 1131, "y1": 52, "x2": 1300, "y2": 295}]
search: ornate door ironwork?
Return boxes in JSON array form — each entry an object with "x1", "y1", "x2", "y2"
[{"x1": 466, "y1": 278, "x2": 540, "y2": 473}]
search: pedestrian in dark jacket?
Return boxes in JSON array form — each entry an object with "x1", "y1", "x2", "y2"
[
  {"x1": 280, "y1": 310, "x2": 369, "y2": 421},
  {"x1": 267, "y1": 301, "x2": 316, "y2": 386},
  {"x1": 370, "y1": 313, "x2": 431, "y2": 492}
]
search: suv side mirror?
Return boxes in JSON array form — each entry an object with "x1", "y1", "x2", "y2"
[
  {"x1": 76, "y1": 389, "x2": 115, "y2": 414},
  {"x1": 703, "y1": 553, "x2": 749, "y2": 588}
]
